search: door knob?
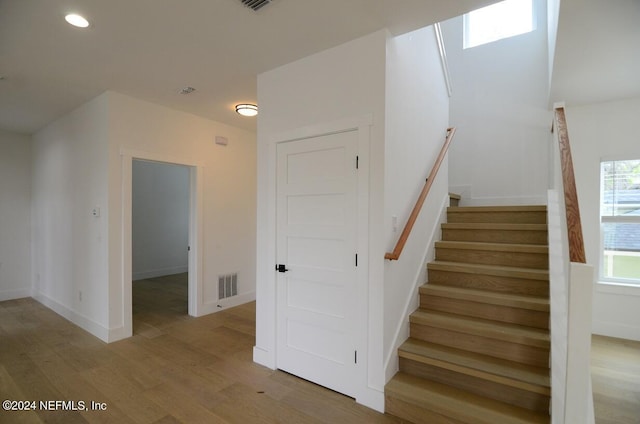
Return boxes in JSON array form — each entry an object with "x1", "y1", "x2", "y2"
[{"x1": 276, "y1": 264, "x2": 289, "y2": 273}]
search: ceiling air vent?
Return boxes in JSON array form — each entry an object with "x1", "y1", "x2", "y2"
[{"x1": 240, "y1": 0, "x2": 272, "y2": 11}]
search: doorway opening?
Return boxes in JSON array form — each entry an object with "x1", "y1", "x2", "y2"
[{"x1": 132, "y1": 159, "x2": 191, "y2": 335}]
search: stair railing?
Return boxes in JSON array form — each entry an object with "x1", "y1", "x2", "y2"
[
  {"x1": 554, "y1": 106, "x2": 586, "y2": 263},
  {"x1": 549, "y1": 104, "x2": 595, "y2": 424},
  {"x1": 385, "y1": 127, "x2": 456, "y2": 260}
]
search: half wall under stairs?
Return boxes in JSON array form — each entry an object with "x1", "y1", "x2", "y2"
[{"x1": 385, "y1": 205, "x2": 551, "y2": 424}]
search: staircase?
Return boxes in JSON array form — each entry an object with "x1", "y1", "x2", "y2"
[{"x1": 385, "y1": 205, "x2": 551, "y2": 424}]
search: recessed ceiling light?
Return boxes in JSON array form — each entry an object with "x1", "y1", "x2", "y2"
[
  {"x1": 235, "y1": 104, "x2": 258, "y2": 117},
  {"x1": 65, "y1": 14, "x2": 90, "y2": 28}
]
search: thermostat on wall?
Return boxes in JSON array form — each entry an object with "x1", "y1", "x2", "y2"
[{"x1": 215, "y1": 136, "x2": 228, "y2": 146}]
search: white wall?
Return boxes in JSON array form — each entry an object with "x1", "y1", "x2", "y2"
[
  {"x1": 566, "y1": 97, "x2": 640, "y2": 341},
  {"x1": 31, "y1": 93, "x2": 111, "y2": 338},
  {"x1": 383, "y1": 26, "x2": 450, "y2": 379},
  {"x1": 107, "y1": 92, "x2": 257, "y2": 339},
  {"x1": 0, "y1": 130, "x2": 32, "y2": 301},
  {"x1": 30, "y1": 91, "x2": 256, "y2": 342},
  {"x1": 442, "y1": 0, "x2": 551, "y2": 205},
  {"x1": 132, "y1": 160, "x2": 189, "y2": 280},
  {"x1": 255, "y1": 30, "x2": 388, "y2": 410},
  {"x1": 255, "y1": 26, "x2": 452, "y2": 411}
]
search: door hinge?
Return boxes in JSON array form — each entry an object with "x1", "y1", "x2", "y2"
[
  {"x1": 356, "y1": 155, "x2": 359, "y2": 169},
  {"x1": 355, "y1": 254, "x2": 358, "y2": 267},
  {"x1": 275, "y1": 264, "x2": 289, "y2": 273},
  {"x1": 187, "y1": 246, "x2": 191, "y2": 251},
  {"x1": 354, "y1": 350, "x2": 358, "y2": 364}
]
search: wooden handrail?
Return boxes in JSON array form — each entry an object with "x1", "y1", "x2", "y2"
[
  {"x1": 554, "y1": 107, "x2": 587, "y2": 263},
  {"x1": 385, "y1": 127, "x2": 456, "y2": 260}
]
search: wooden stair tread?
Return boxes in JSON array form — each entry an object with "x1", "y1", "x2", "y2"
[
  {"x1": 420, "y1": 284, "x2": 549, "y2": 311},
  {"x1": 410, "y1": 310, "x2": 549, "y2": 348},
  {"x1": 386, "y1": 202, "x2": 551, "y2": 422},
  {"x1": 428, "y1": 261, "x2": 549, "y2": 281},
  {"x1": 386, "y1": 372, "x2": 549, "y2": 424},
  {"x1": 435, "y1": 240, "x2": 548, "y2": 254},
  {"x1": 448, "y1": 205, "x2": 547, "y2": 213},
  {"x1": 399, "y1": 338, "x2": 550, "y2": 391},
  {"x1": 442, "y1": 223, "x2": 547, "y2": 231}
]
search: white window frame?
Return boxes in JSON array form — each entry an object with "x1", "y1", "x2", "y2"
[
  {"x1": 463, "y1": 0, "x2": 535, "y2": 49},
  {"x1": 599, "y1": 158, "x2": 640, "y2": 286}
]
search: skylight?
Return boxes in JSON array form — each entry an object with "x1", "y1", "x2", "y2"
[{"x1": 463, "y1": 0, "x2": 534, "y2": 49}]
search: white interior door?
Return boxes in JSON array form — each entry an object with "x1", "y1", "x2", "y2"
[{"x1": 276, "y1": 130, "x2": 360, "y2": 397}]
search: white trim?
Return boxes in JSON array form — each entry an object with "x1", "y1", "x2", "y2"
[
  {"x1": 565, "y1": 262, "x2": 595, "y2": 424},
  {"x1": 601, "y1": 250, "x2": 640, "y2": 284},
  {"x1": 600, "y1": 154, "x2": 640, "y2": 163},
  {"x1": 119, "y1": 148, "x2": 205, "y2": 341},
  {"x1": 268, "y1": 115, "x2": 373, "y2": 145},
  {"x1": 356, "y1": 387, "x2": 385, "y2": 413},
  {"x1": 132, "y1": 266, "x2": 189, "y2": 281},
  {"x1": 33, "y1": 290, "x2": 110, "y2": 342},
  {"x1": 434, "y1": 23, "x2": 452, "y2": 98},
  {"x1": 592, "y1": 318, "x2": 640, "y2": 342},
  {"x1": 198, "y1": 290, "x2": 256, "y2": 315},
  {"x1": 263, "y1": 115, "x2": 372, "y2": 408},
  {"x1": 253, "y1": 346, "x2": 275, "y2": 369},
  {"x1": 596, "y1": 281, "x2": 640, "y2": 296},
  {"x1": 383, "y1": 192, "x2": 449, "y2": 382},
  {"x1": 463, "y1": 0, "x2": 535, "y2": 49},
  {"x1": 118, "y1": 147, "x2": 204, "y2": 168},
  {"x1": 0, "y1": 288, "x2": 32, "y2": 302},
  {"x1": 601, "y1": 215, "x2": 640, "y2": 223}
]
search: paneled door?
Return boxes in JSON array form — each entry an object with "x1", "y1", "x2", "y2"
[{"x1": 276, "y1": 129, "x2": 360, "y2": 397}]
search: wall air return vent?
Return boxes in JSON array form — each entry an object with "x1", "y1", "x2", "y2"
[
  {"x1": 240, "y1": 0, "x2": 272, "y2": 11},
  {"x1": 218, "y1": 273, "x2": 238, "y2": 299}
]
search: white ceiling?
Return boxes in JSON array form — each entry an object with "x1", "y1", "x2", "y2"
[
  {"x1": 1, "y1": 0, "x2": 638, "y2": 136},
  {"x1": 0, "y1": 0, "x2": 496, "y2": 134},
  {"x1": 549, "y1": 0, "x2": 640, "y2": 107}
]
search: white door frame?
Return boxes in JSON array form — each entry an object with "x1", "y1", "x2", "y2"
[
  {"x1": 267, "y1": 115, "x2": 371, "y2": 402},
  {"x1": 120, "y1": 148, "x2": 205, "y2": 338}
]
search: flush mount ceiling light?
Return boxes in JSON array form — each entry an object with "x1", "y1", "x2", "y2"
[
  {"x1": 235, "y1": 104, "x2": 258, "y2": 117},
  {"x1": 65, "y1": 13, "x2": 90, "y2": 28},
  {"x1": 239, "y1": 0, "x2": 272, "y2": 11},
  {"x1": 179, "y1": 86, "x2": 196, "y2": 95}
]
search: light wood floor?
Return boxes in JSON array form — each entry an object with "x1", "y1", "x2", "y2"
[
  {"x1": 1, "y1": 274, "x2": 637, "y2": 423},
  {"x1": 591, "y1": 335, "x2": 640, "y2": 424},
  {"x1": 0, "y1": 274, "x2": 403, "y2": 423}
]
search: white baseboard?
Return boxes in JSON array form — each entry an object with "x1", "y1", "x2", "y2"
[
  {"x1": 132, "y1": 265, "x2": 188, "y2": 281},
  {"x1": 356, "y1": 386, "x2": 385, "y2": 413},
  {"x1": 0, "y1": 287, "x2": 32, "y2": 302},
  {"x1": 592, "y1": 320, "x2": 640, "y2": 342},
  {"x1": 253, "y1": 346, "x2": 276, "y2": 369},
  {"x1": 196, "y1": 290, "x2": 256, "y2": 316},
  {"x1": 383, "y1": 193, "x2": 449, "y2": 382},
  {"x1": 32, "y1": 291, "x2": 110, "y2": 342},
  {"x1": 107, "y1": 325, "x2": 132, "y2": 343}
]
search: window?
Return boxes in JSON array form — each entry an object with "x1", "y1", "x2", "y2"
[
  {"x1": 600, "y1": 159, "x2": 640, "y2": 285},
  {"x1": 463, "y1": 0, "x2": 534, "y2": 49}
]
